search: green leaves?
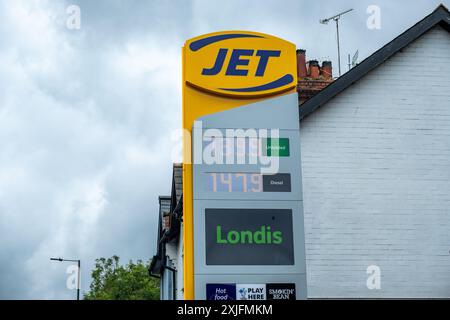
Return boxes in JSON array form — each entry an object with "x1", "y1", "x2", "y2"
[{"x1": 84, "y1": 256, "x2": 159, "y2": 300}]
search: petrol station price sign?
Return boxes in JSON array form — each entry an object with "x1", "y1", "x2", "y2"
[
  {"x1": 182, "y1": 31, "x2": 307, "y2": 300},
  {"x1": 206, "y1": 173, "x2": 291, "y2": 192}
]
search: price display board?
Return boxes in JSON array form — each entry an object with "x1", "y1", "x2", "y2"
[{"x1": 183, "y1": 31, "x2": 307, "y2": 300}]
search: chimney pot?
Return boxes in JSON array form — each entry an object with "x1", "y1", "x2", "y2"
[
  {"x1": 320, "y1": 61, "x2": 333, "y2": 79},
  {"x1": 296, "y1": 49, "x2": 307, "y2": 78},
  {"x1": 308, "y1": 60, "x2": 320, "y2": 79}
]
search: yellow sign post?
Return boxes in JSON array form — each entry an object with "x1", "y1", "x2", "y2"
[{"x1": 182, "y1": 31, "x2": 297, "y2": 299}]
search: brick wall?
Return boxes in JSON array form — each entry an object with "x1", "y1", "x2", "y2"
[{"x1": 298, "y1": 79, "x2": 332, "y2": 104}]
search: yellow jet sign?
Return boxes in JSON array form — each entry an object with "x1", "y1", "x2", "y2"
[
  {"x1": 184, "y1": 31, "x2": 297, "y2": 98},
  {"x1": 182, "y1": 31, "x2": 297, "y2": 299}
]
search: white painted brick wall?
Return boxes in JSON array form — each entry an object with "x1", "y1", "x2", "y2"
[
  {"x1": 301, "y1": 26, "x2": 450, "y2": 298},
  {"x1": 166, "y1": 241, "x2": 178, "y2": 268},
  {"x1": 176, "y1": 228, "x2": 184, "y2": 300}
]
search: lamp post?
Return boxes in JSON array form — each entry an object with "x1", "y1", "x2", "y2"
[
  {"x1": 320, "y1": 9, "x2": 353, "y2": 77},
  {"x1": 50, "y1": 257, "x2": 81, "y2": 300}
]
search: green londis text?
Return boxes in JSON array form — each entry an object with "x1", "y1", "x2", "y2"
[{"x1": 216, "y1": 225, "x2": 283, "y2": 245}]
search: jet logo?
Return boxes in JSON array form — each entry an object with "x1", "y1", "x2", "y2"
[
  {"x1": 184, "y1": 31, "x2": 297, "y2": 98},
  {"x1": 202, "y1": 49, "x2": 281, "y2": 77}
]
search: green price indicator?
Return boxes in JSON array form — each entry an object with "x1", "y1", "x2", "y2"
[{"x1": 263, "y1": 138, "x2": 290, "y2": 157}]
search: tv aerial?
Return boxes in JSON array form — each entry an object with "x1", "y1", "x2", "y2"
[{"x1": 320, "y1": 8, "x2": 354, "y2": 76}]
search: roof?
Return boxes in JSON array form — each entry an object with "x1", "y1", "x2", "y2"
[
  {"x1": 149, "y1": 165, "x2": 183, "y2": 276},
  {"x1": 159, "y1": 196, "x2": 171, "y2": 216},
  {"x1": 300, "y1": 4, "x2": 450, "y2": 120},
  {"x1": 172, "y1": 163, "x2": 183, "y2": 204}
]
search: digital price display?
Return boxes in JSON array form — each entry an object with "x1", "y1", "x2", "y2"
[
  {"x1": 208, "y1": 173, "x2": 262, "y2": 192},
  {"x1": 207, "y1": 173, "x2": 291, "y2": 192}
]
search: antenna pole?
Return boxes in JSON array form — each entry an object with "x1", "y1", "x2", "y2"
[
  {"x1": 336, "y1": 18, "x2": 341, "y2": 76},
  {"x1": 320, "y1": 9, "x2": 353, "y2": 77}
]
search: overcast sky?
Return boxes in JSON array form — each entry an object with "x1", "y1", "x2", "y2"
[{"x1": 0, "y1": 0, "x2": 448, "y2": 300}]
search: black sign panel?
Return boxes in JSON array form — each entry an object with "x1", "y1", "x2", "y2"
[
  {"x1": 262, "y1": 173, "x2": 291, "y2": 192},
  {"x1": 205, "y1": 209, "x2": 294, "y2": 265},
  {"x1": 266, "y1": 283, "x2": 296, "y2": 300}
]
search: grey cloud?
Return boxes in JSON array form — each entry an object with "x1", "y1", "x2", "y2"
[{"x1": 0, "y1": 0, "x2": 449, "y2": 299}]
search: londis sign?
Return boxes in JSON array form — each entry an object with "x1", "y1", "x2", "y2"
[
  {"x1": 184, "y1": 31, "x2": 297, "y2": 98},
  {"x1": 205, "y1": 209, "x2": 294, "y2": 266}
]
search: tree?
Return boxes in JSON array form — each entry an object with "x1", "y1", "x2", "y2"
[{"x1": 84, "y1": 255, "x2": 159, "y2": 300}]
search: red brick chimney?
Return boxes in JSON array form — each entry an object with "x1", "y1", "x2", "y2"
[
  {"x1": 297, "y1": 51, "x2": 334, "y2": 105},
  {"x1": 296, "y1": 49, "x2": 307, "y2": 78},
  {"x1": 320, "y1": 61, "x2": 332, "y2": 79},
  {"x1": 308, "y1": 60, "x2": 320, "y2": 79}
]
